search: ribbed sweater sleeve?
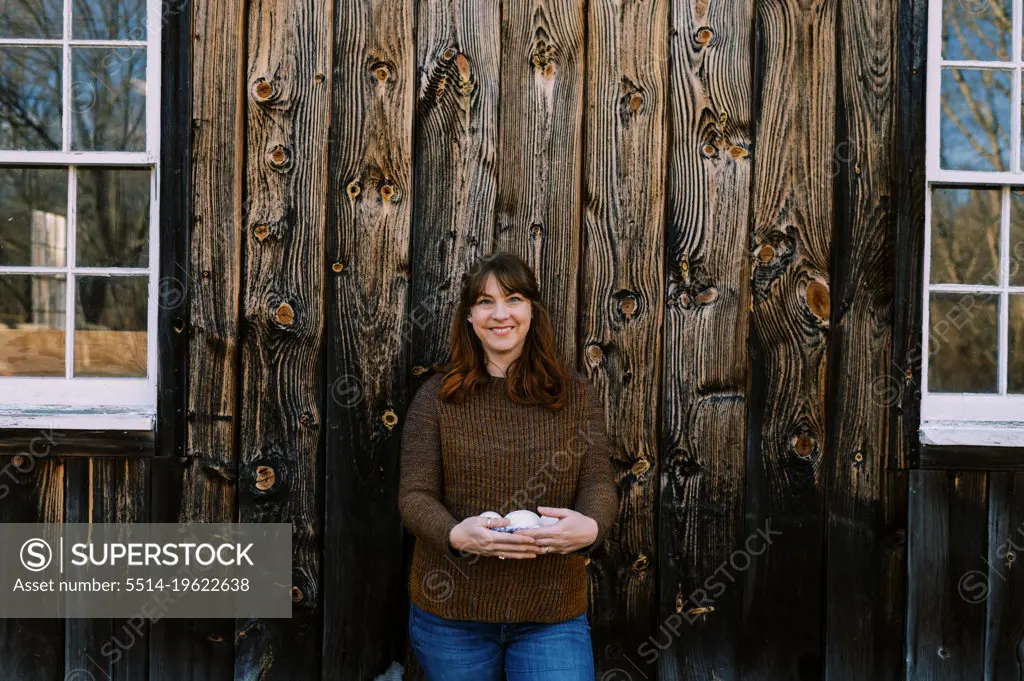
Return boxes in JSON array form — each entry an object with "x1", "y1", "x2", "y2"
[
  {"x1": 397, "y1": 375, "x2": 462, "y2": 560},
  {"x1": 572, "y1": 381, "x2": 619, "y2": 555}
]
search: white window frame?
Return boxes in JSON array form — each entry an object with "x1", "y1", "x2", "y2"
[
  {"x1": 922, "y1": 0, "x2": 1024, "y2": 446},
  {"x1": 0, "y1": 0, "x2": 162, "y2": 431}
]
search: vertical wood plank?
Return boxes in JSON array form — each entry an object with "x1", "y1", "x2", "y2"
[
  {"x1": 322, "y1": 0, "x2": 415, "y2": 677},
  {"x1": 659, "y1": 0, "x2": 754, "y2": 679},
  {"x1": 496, "y1": 0, "x2": 585, "y2": 363},
  {"x1": 64, "y1": 458, "x2": 150, "y2": 681},
  {"x1": 149, "y1": 0, "x2": 246, "y2": 676},
  {"x1": 236, "y1": 0, "x2": 334, "y2": 675},
  {"x1": 743, "y1": 0, "x2": 837, "y2": 677},
  {"x1": 0, "y1": 452, "x2": 64, "y2": 681},
  {"x1": 891, "y1": 0, "x2": 928, "y2": 471},
  {"x1": 983, "y1": 473, "x2": 1024, "y2": 680},
  {"x1": 581, "y1": 0, "x2": 667, "y2": 676},
  {"x1": 906, "y1": 470, "x2": 987, "y2": 681},
  {"x1": 823, "y1": 0, "x2": 906, "y2": 676}
]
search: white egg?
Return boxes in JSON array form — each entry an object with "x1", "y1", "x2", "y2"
[
  {"x1": 479, "y1": 511, "x2": 502, "y2": 519},
  {"x1": 538, "y1": 516, "x2": 559, "y2": 526},
  {"x1": 504, "y1": 509, "x2": 542, "y2": 528}
]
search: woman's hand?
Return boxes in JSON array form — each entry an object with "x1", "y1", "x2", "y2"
[
  {"x1": 449, "y1": 515, "x2": 541, "y2": 559},
  {"x1": 512, "y1": 507, "x2": 598, "y2": 554}
]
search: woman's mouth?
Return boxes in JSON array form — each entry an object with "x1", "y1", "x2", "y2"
[{"x1": 490, "y1": 326, "x2": 514, "y2": 336}]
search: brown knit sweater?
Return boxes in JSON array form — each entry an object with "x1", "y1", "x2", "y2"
[{"x1": 398, "y1": 371, "x2": 618, "y2": 623}]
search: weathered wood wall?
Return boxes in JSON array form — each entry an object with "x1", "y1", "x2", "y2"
[{"x1": 3, "y1": 0, "x2": 1023, "y2": 679}]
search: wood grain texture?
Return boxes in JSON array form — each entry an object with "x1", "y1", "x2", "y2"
[
  {"x1": 983, "y1": 472, "x2": 1024, "y2": 680},
  {"x1": 236, "y1": 0, "x2": 333, "y2": 675},
  {"x1": 743, "y1": 0, "x2": 837, "y2": 678},
  {"x1": 906, "y1": 471, "x2": 987, "y2": 680},
  {"x1": 64, "y1": 458, "x2": 150, "y2": 681},
  {"x1": 659, "y1": 0, "x2": 754, "y2": 679},
  {"x1": 823, "y1": 0, "x2": 906, "y2": 676},
  {"x1": 495, "y1": 0, "x2": 585, "y2": 363},
  {"x1": 0, "y1": 453, "x2": 64, "y2": 681},
  {"x1": 581, "y1": 0, "x2": 667, "y2": 676},
  {"x1": 322, "y1": 0, "x2": 415, "y2": 678}
]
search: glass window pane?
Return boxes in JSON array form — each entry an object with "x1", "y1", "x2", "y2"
[
  {"x1": 0, "y1": 274, "x2": 66, "y2": 377},
  {"x1": 943, "y1": 0, "x2": 1011, "y2": 62},
  {"x1": 72, "y1": 0, "x2": 146, "y2": 40},
  {"x1": 1010, "y1": 295, "x2": 1024, "y2": 393},
  {"x1": 928, "y1": 292, "x2": 999, "y2": 392},
  {"x1": 1011, "y1": 189, "x2": 1024, "y2": 286},
  {"x1": 0, "y1": 0, "x2": 63, "y2": 38},
  {"x1": 0, "y1": 167, "x2": 68, "y2": 267},
  {"x1": 71, "y1": 47, "x2": 147, "y2": 152},
  {"x1": 0, "y1": 46, "x2": 62, "y2": 151},
  {"x1": 74, "y1": 276, "x2": 147, "y2": 377},
  {"x1": 941, "y1": 68, "x2": 1011, "y2": 172},
  {"x1": 76, "y1": 168, "x2": 150, "y2": 267},
  {"x1": 930, "y1": 187, "x2": 1001, "y2": 285}
]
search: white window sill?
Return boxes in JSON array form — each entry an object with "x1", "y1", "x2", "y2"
[
  {"x1": 920, "y1": 420, "x2": 1024, "y2": 447},
  {"x1": 0, "y1": 406, "x2": 156, "y2": 431}
]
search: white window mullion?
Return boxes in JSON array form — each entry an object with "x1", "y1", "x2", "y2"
[
  {"x1": 65, "y1": 166, "x2": 77, "y2": 379},
  {"x1": 999, "y1": 187, "x2": 1012, "y2": 394},
  {"x1": 922, "y1": 185, "x2": 933, "y2": 397},
  {"x1": 61, "y1": 0, "x2": 71, "y2": 152}
]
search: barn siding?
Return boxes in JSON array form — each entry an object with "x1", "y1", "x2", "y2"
[{"x1": 4, "y1": 0, "x2": 1023, "y2": 679}]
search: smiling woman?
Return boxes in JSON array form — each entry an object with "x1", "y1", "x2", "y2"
[{"x1": 397, "y1": 251, "x2": 619, "y2": 681}]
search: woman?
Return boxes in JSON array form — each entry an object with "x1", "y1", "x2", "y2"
[{"x1": 398, "y1": 251, "x2": 619, "y2": 681}]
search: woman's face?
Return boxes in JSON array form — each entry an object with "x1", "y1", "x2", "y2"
[{"x1": 467, "y1": 274, "x2": 532, "y2": 367}]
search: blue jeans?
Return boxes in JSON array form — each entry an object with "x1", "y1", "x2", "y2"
[{"x1": 408, "y1": 603, "x2": 595, "y2": 681}]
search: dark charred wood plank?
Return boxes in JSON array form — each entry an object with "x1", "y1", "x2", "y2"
[
  {"x1": 0, "y1": 431, "x2": 153, "y2": 457},
  {"x1": 322, "y1": 0, "x2": 416, "y2": 678},
  {"x1": 657, "y1": 1, "x2": 753, "y2": 680},
  {"x1": 581, "y1": 0, "x2": 667, "y2": 674},
  {"x1": 148, "y1": 0, "x2": 245, "y2": 676},
  {"x1": 742, "y1": 0, "x2": 838, "y2": 678},
  {"x1": 920, "y1": 446, "x2": 1024, "y2": 471},
  {"x1": 823, "y1": 0, "x2": 906, "y2": 676},
  {"x1": 496, "y1": 0, "x2": 585, "y2": 362},
  {"x1": 983, "y1": 472, "x2": 1024, "y2": 680},
  {"x1": 235, "y1": 0, "x2": 333, "y2": 676},
  {"x1": 0, "y1": 451, "x2": 64, "y2": 681},
  {"x1": 64, "y1": 458, "x2": 150, "y2": 681},
  {"x1": 890, "y1": 0, "x2": 929, "y2": 471},
  {"x1": 906, "y1": 471, "x2": 987, "y2": 680}
]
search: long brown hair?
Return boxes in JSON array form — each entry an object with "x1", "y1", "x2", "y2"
[{"x1": 431, "y1": 251, "x2": 573, "y2": 409}]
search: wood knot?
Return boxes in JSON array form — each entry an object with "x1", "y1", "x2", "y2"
[
  {"x1": 694, "y1": 287, "x2": 718, "y2": 305},
  {"x1": 382, "y1": 409, "x2": 398, "y2": 429},
  {"x1": 314, "y1": 73, "x2": 325, "y2": 84},
  {"x1": 853, "y1": 451, "x2": 864, "y2": 463},
  {"x1": 628, "y1": 92, "x2": 643, "y2": 112},
  {"x1": 267, "y1": 145, "x2": 292, "y2": 171},
  {"x1": 937, "y1": 648, "x2": 950, "y2": 660},
  {"x1": 347, "y1": 181, "x2": 361, "y2": 198},
  {"x1": 255, "y1": 465, "x2": 275, "y2": 491},
  {"x1": 586, "y1": 343, "x2": 604, "y2": 364},
  {"x1": 694, "y1": 26, "x2": 714, "y2": 45},
  {"x1": 805, "y1": 280, "x2": 830, "y2": 322},
  {"x1": 442, "y1": 47, "x2": 456, "y2": 61},
  {"x1": 543, "y1": 63, "x2": 556, "y2": 79},
  {"x1": 291, "y1": 585, "x2": 303, "y2": 602},
  {"x1": 331, "y1": 262, "x2": 345, "y2": 273},
  {"x1": 530, "y1": 222, "x2": 543, "y2": 237},
  {"x1": 252, "y1": 77, "x2": 275, "y2": 102},
  {"x1": 614, "y1": 290, "x2": 640, "y2": 319},
  {"x1": 756, "y1": 244, "x2": 775, "y2": 262},
  {"x1": 275, "y1": 302, "x2": 295, "y2": 326},
  {"x1": 375, "y1": 65, "x2": 390, "y2": 82},
  {"x1": 381, "y1": 184, "x2": 395, "y2": 202},
  {"x1": 631, "y1": 457, "x2": 650, "y2": 477},
  {"x1": 701, "y1": 143, "x2": 718, "y2": 158},
  {"x1": 455, "y1": 53, "x2": 470, "y2": 80},
  {"x1": 253, "y1": 224, "x2": 270, "y2": 241},
  {"x1": 729, "y1": 145, "x2": 748, "y2": 159},
  {"x1": 632, "y1": 554, "x2": 649, "y2": 571},
  {"x1": 790, "y1": 434, "x2": 817, "y2": 459}
]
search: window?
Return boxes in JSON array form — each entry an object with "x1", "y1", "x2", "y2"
[{"x1": 0, "y1": 0, "x2": 160, "y2": 430}]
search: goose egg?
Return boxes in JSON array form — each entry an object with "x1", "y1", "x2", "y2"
[
  {"x1": 538, "y1": 516, "x2": 559, "y2": 526},
  {"x1": 504, "y1": 509, "x2": 541, "y2": 529},
  {"x1": 479, "y1": 511, "x2": 502, "y2": 519}
]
